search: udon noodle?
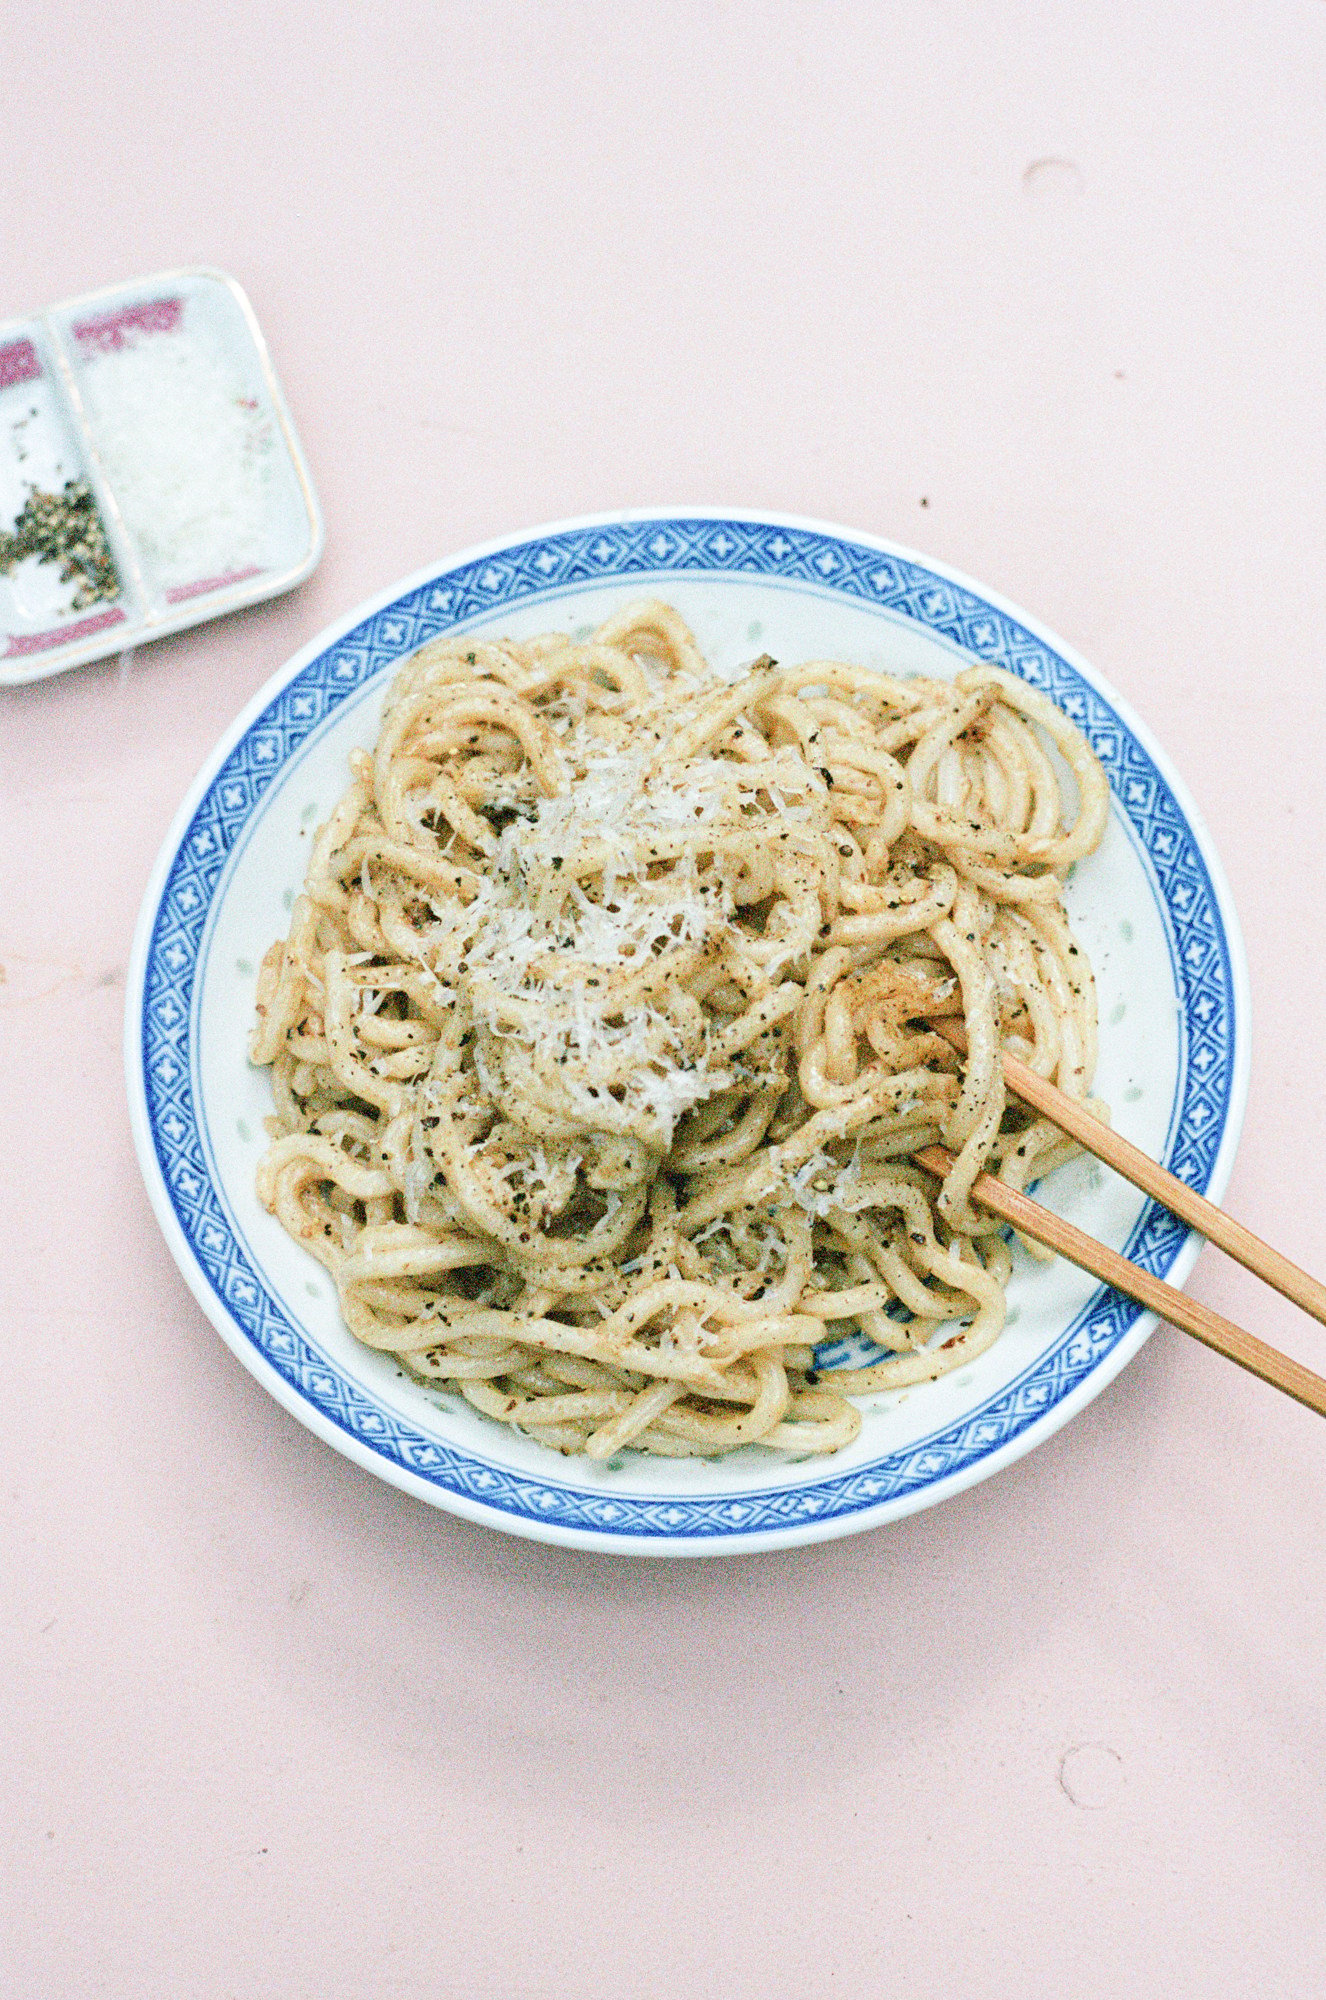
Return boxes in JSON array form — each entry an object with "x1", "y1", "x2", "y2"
[{"x1": 251, "y1": 599, "x2": 1110, "y2": 1460}]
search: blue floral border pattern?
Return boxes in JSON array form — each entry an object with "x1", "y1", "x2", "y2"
[{"x1": 141, "y1": 519, "x2": 1235, "y2": 1540}]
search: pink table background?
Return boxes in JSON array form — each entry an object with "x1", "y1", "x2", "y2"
[{"x1": 4, "y1": 5, "x2": 1325, "y2": 1995}]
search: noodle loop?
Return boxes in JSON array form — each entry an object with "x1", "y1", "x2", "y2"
[{"x1": 251, "y1": 602, "x2": 1107, "y2": 1457}]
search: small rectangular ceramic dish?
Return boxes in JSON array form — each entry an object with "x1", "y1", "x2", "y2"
[{"x1": 0, "y1": 266, "x2": 323, "y2": 687}]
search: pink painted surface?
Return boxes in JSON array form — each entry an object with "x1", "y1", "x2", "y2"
[
  {"x1": 2, "y1": 4, "x2": 1325, "y2": 1996},
  {"x1": 3, "y1": 606, "x2": 127, "y2": 657},
  {"x1": 70, "y1": 295, "x2": 183, "y2": 353},
  {"x1": 163, "y1": 564, "x2": 263, "y2": 604},
  {"x1": 0, "y1": 337, "x2": 41, "y2": 389}
]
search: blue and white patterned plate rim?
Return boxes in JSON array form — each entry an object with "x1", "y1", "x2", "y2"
[{"x1": 125, "y1": 506, "x2": 1251, "y2": 1555}]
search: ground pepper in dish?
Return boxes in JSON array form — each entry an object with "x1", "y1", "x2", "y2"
[{"x1": 0, "y1": 480, "x2": 119, "y2": 608}]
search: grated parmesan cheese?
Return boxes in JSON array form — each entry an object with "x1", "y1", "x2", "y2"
[
  {"x1": 784, "y1": 1147, "x2": 871, "y2": 1217},
  {"x1": 389, "y1": 665, "x2": 838, "y2": 1156},
  {"x1": 76, "y1": 324, "x2": 277, "y2": 589}
]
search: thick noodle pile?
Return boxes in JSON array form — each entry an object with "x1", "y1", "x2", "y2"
[{"x1": 251, "y1": 599, "x2": 1110, "y2": 1460}]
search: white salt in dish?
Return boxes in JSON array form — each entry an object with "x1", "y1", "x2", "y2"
[{"x1": 0, "y1": 267, "x2": 323, "y2": 687}]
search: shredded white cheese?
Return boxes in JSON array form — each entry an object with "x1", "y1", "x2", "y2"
[{"x1": 77, "y1": 325, "x2": 278, "y2": 588}]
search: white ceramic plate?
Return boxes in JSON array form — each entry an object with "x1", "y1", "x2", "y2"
[{"x1": 125, "y1": 509, "x2": 1249, "y2": 1554}]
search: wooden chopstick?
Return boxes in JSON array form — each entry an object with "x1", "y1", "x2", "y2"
[
  {"x1": 932, "y1": 1018, "x2": 1326, "y2": 1329},
  {"x1": 915, "y1": 1145, "x2": 1326, "y2": 1417}
]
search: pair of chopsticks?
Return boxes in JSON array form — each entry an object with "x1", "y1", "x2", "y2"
[{"x1": 917, "y1": 1024, "x2": 1326, "y2": 1416}]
